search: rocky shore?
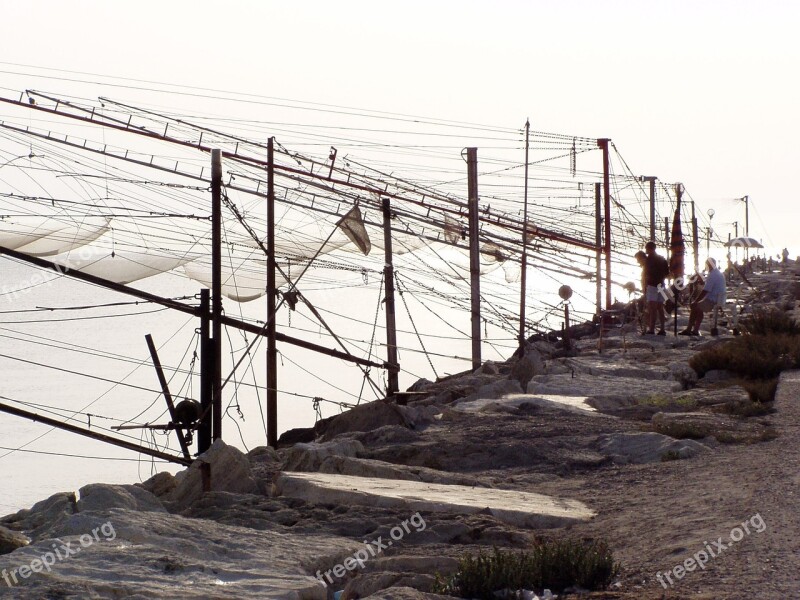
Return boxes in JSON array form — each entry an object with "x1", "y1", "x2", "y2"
[{"x1": 1, "y1": 263, "x2": 799, "y2": 599}]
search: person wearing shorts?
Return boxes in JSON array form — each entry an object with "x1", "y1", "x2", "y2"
[{"x1": 643, "y1": 241, "x2": 668, "y2": 335}]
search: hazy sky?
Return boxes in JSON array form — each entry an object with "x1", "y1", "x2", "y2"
[{"x1": 2, "y1": 0, "x2": 798, "y2": 251}]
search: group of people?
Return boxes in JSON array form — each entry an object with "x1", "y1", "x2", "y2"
[{"x1": 635, "y1": 241, "x2": 726, "y2": 337}]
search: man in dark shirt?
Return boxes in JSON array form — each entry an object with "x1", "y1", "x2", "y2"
[{"x1": 643, "y1": 241, "x2": 668, "y2": 335}]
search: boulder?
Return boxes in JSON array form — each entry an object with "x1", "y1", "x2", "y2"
[
  {"x1": 596, "y1": 432, "x2": 707, "y2": 464},
  {"x1": 0, "y1": 491, "x2": 76, "y2": 539},
  {"x1": 168, "y1": 439, "x2": 259, "y2": 510},
  {"x1": 510, "y1": 348, "x2": 545, "y2": 388},
  {"x1": 360, "y1": 587, "x2": 456, "y2": 600},
  {"x1": 459, "y1": 379, "x2": 523, "y2": 404},
  {"x1": 701, "y1": 369, "x2": 736, "y2": 384},
  {"x1": 283, "y1": 438, "x2": 365, "y2": 472},
  {"x1": 77, "y1": 483, "x2": 166, "y2": 513},
  {"x1": 138, "y1": 471, "x2": 177, "y2": 498},
  {"x1": 668, "y1": 361, "x2": 699, "y2": 389},
  {"x1": 651, "y1": 411, "x2": 733, "y2": 439},
  {"x1": 322, "y1": 402, "x2": 411, "y2": 441},
  {"x1": 343, "y1": 573, "x2": 437, "y2": 600},
  {"x1": 362, "y1": 555, "x2": 459, "y2": 576},
  {"x1": 316, "y1": 455, "x2": 479, "y2": 486},
  {"x1": 0, "y1": 525, "x2": 28, "y2": 555}
]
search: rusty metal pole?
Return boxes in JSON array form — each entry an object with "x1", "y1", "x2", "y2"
[
  {"x1": 266, "y1": 137, "x2": 278, "y2": 447},
  {"x1": 198, "y1": 288, "x2": 212, "y2": 454},
  {"x1": 595, "y1": 182, "x2": 602, "y2": 315},
  {"x1": 597, "y1": 139, "x2": 612, "y2": 309},
  {"x1": 211, "y1": 149, "x2": 223, "y2": 442},
  {"x1": 382, "y1": 196, "x2": 399, "y2": 396},
  {"x1": 466, "y1": 147, "x2": 481, "y2": 370},
  {"x1": 519, "y1": 120, "x2": 530, "y2": 350},
  {"x1": 691, "y1": 200, "x2": 699, "y2": 272}
]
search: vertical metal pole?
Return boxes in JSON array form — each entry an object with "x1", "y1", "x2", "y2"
[
  {"x1": 198, "y1": 288, "x2": 211, "y2": 454},
  {"x1": 466, "y1": 147, "x2": 481, "y2": 370},
  {"x1": 266, "y1": 138, "x2": 278, "y2": 447},
  {"x1": 597, "y1": 139, "x2": 612, "y2": 309},
  {"x1": 594, "y1": 182, "x2": 602, "y2": 314},
  {"x1": 744, "y1": 195, "x2": 750, "y2": 261},
  {"x1": 691, "y1": 201, "x2": 699, "y2": 272},
  {"x1": 647, "y1": 177, "x2": 656, "y2": 242},
  {"x1": 519, "y1": 120, "x2": 530, "y2": 349},
  {"x1": 382, "y1": 196, "x2": 399, "y2": 396},
  {"x1": 211, "y1": 149, "x2": 222, "y2": 442}
]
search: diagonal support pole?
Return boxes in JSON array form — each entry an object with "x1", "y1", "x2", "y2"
[{"x1": 145, "y1": 334, "x2": 191, "y2": 461}]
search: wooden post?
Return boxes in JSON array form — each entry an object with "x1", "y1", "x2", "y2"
[
  {"x1": 266, "y1": 137, "x2": 278, "y2": 447},
  {"x1": 518, "y1": 120, "x2": 530, "y2": 350},
  {"x1": 665, "y1": 217, "x2": 670, "y2": 249},
  {"x1": 466, "y1": 147, "x2": 481, "y2": 370},
  {"x1": 382, "y1": 196, "x2": 399, "y2": 396},
  {"x1": 597, "y1": 139, "x2": 612, "y2": 309},
  {"x1": 595, "y1": 182, "x2": 602, "y2": 314},
  {"x1": 211, "y1": 149, "x2": 223, "y2": 442},
  {"x1": 198, "y1": 288, "x2": 212, "y2": 454}
]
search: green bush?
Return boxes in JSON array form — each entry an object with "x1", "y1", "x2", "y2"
[
  {"x1": 740, "y1": 308, "x2": 800, "y2": 336},
  {"x1": 689, "y1": 334, "x2": 800, "y2": 380},
  {"x1": 433, "y1": 541, "x2": 619, "y2": 598}
]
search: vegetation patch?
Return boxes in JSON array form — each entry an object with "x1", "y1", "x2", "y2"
[{"x1": 433, "y1": 541, "x2": 619, "y2": 598}]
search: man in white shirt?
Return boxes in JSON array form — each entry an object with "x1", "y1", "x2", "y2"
[{"x1": 680, "y1": 258, "x2": 726, "y2": 336}]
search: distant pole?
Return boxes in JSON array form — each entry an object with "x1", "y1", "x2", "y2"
[
  {"x1": 198, "y1": 288, "x2": 211, "y2": 454},
  {"x1": 266, "y1": 137, "x2": 278, "y2": 447},
  {"x1": 639, "y1": 175, "x2": 657, "y2": 241},
  {"x1": 691, "y1": 200, "x2": 699, "y2": 272},
  {"x1": 743, "y1": 195, "x2": 750, "y2": 261},
  {"x1": 466, "y1": 147, "x2": 481, "y2": 370},
  {"x1": 595, "y1": 182, "x2": 602, "y2": 314},
  {"x1": 382, "y1": 196, "x2": 399, "y2": 396},
  {"x1": 211, "y1": 149, "x2": 223, "y2": 442},
  {"x1": 518, "y1": 120, "x2": 530, "y2": 350},
  {"x1": 597, "y1": 138, "x2": 612, "y2": 309}
]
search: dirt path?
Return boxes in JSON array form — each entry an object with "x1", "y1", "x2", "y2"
[{"x1": 535, "y1": 370, "x2": 800, "y2": 598}]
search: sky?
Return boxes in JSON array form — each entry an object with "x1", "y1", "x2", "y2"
[{"x1": 1, "y1": 1, "x2": 797, "y2": 254}]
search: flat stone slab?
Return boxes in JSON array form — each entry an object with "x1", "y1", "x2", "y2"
[
  {"x1": 274, "y1": 472, "x2": 594, "y2": 529},
  {"x1": 454, "y1": 393, "x2": 598, "y2": 414},
  {"x1": 528, "y1": 373, "x2": 681, "y2": 400}
]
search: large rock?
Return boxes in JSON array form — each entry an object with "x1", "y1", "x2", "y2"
[
  {"x1": 458, "y1": 379, "x2": 523, "y2": 405},
  {"x1": 0, "y1": 507, "x2": 361, "y2": 599},
  {"x1": 168, "y1": 439, "x2": 259, "y2": 510},
  {"x1": 651, "y1": 411, "x2": 733, "y2": 439},
  {"x1": 0, "y1": 525, "x2": 28, "y2": 555},
  {"x1": 138, "y1": 471, "x2": 177, "y2": 498},
  {"x1": 77, "y1": 483, "x2": 166, "y2": 513},
  {"x1": 322, "y1": 402, "x2": 412, "y2": 441},
  {"x1": 510, "y1": 348, "x2": 545, "y2": 388},
  {"x1": 274, "y1": 472, "x2": 594, "y2": 529},
  {"x1": 343, "y1": 573, "x2": 437, "y2": 600},
  {"x1": 668, "y1": 361, "x2": 699, "y2": 389},
  {"x1": 527, "y1": 373, "x2": 680, "y2": 399},
  {"x1": 283, "y1": 438, "x2": 365, "y2": 472},
  {"x1": 361, "y1": 587, "x2": 455, "y2": 600},
  {"x1": 0, "y1": 491, "x2": 76, "y2": 540},
  {"x1": 596, "y1": 432, "x2": 707, "y2": 464},
  {"x1": 316, "y1": 455, "x2": 479, "y2": 486}
]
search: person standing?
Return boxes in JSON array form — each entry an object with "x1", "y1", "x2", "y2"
[
  {"x1": 643, "y1": 241, "x2": 668, "y2": 335},
  {"x1": 681, "y1": 257, "x2": 726, "y2": 336}
]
